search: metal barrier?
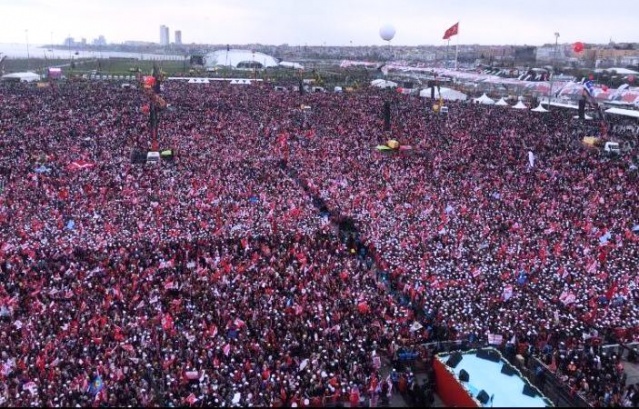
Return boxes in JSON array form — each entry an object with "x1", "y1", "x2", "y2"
[{"x1": 516, "y1": 355, "x2": 591, "y2": 407}]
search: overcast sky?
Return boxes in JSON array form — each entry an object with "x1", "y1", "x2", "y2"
[{"x1": 2, "y1": 0, "x2": 637, "y2": 47}]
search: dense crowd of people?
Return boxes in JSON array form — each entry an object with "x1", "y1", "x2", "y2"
[{"x1": 0, "y1": 78, "x2": 638, "y2": 407}]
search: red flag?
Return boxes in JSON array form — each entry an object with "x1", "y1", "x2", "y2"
[
  {"x1": 443, "y1": 22, "x2": 459, "y2": 40},
  {"x1": 186, "y1": 393, "x2": 197, "y2": 406},
  {"x1": 67, "y1": 160, "x2": 95, "y2": 171}
]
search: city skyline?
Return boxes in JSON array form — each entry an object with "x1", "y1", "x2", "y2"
[{"x1": 3, "y1": 0, "x2": 638, "y2": 47}]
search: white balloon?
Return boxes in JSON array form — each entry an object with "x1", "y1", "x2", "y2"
[{"x1": 379, "y1": 24, "x2": 396, "y2": 42}]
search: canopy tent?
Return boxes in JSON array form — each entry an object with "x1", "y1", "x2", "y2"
[
  {"x1": 474, "y1": 93, "x2": 495, "y2": 105},
  {"x1": 1, "y1": 71, "x2": 41, "y2": 82},
  {"x1": 531, "y1": 104, "x2": 549, "y2": 113},
  {"x1": 371, "y1": 79, "x2": 397, "y2": 89},
  {"x1": 495, "y1": 97, "x2": 509, "y2": 106},
  {"x1": 419, "y1": 87, "x2": 468, "y2": 101},
  {"x1": 512, "y1": 101, "x2": 528, "y2": 109},
  {"x1": 605, "y1": 107, "x2": 639, "y2": 119},
  {"x1": 229, "y1": 79, "x2": 251, "y2": 85},
  {"x1": 187, "y1": 78, "x2": 210, "y2": 84}
]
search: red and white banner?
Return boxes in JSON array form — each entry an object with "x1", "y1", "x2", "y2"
[{"x1": 67, "y1": 160, "x2": 95, "y2": 171}]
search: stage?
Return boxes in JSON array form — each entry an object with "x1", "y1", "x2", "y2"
[{"x1": 434, "y1": 348, "x2": 553, "y2": 407}]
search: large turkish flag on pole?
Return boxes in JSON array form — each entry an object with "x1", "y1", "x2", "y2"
[{"x1": 443, "y1": 22, "x2": 459, "y2": 40}]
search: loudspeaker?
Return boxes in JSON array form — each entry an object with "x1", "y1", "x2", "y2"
[
  {"x1": 477, "y1": 390, "x2": 490, "y2": 404},
  {"x1": 459, "y1": 369, "x2": 469, "y2": 382},
  {"x1": 299, "y1": 80, "x2": 304, "y2": 96},
  {"x1": 578, "y1": 99, "x2": 586, "y2": 119},
  {"x1": 446, "y1": 352, "x2": 463, "y2": 368},
  {"x1": 522, "y1": 384, "x2": 538, "y2": 397},
  {"x1": 383, "y1": 101, "x2": 391, "y2": 131},
  {"x1": 501, "y1": 363, "x2": 516, "y2": 376},
  {"x1": 476, "y1": 348, "x2": 501, "y2": 363}
]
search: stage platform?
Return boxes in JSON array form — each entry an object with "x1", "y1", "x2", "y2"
[{"x1": 435, "y1": 348, "x2": 553, "y2": 407}]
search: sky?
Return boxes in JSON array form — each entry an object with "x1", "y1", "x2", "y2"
[{"x1": 1, "y1": 0, "x2": 637, "y2": 47}]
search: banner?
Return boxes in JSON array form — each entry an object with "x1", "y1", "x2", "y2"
[
  {"x1": 502, "y1": 285, "x2": 513, "y2": 301},
  {"x1": 487, "y1": 333, "x2": 503, "y2": 345}
]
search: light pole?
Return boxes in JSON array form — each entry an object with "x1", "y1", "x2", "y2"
[
  {"x1": 547, "y1": 32, "x2": 560, "y2": 110},
  {"x1": 25, "y1": 29, "x2": 31, "y2": 71}
]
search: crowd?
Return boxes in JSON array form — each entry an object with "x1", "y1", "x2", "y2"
[{"x1": 0, "y1": 78, "x2": 638, "y2": 407}]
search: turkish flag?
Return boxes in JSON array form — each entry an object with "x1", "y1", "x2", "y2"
[{"x1": 443, "y1": 22, "x2": 459, "y2": 40}]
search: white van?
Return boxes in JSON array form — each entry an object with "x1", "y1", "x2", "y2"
[
  {"x1": 146, "y1": 151, "x2": 161, "y2": 164},
  {"x1": 604, "y1": 142, "x2": 621, "y2": 155}
]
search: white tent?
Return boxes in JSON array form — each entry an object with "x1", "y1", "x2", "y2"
[
  {"x1": 203, "y1": 49, "x2": 279, "y2": 69},
  {"x1": 1, "y1": 71, "x2": 41, "y2": 82},
  {"x1": 531, "y1": 104, "x2": 549, "y2": 113},
  {"x1": 279, "y1": 61, "x2": 304, "y2": 70},
  {"x1": 495, "y1": 98, "x2": 509, "y2": 106},
  {"x1": 371, "y1": 79, "x2": 397, "y2": 89},
  {"x1": 419, "y1": 87, "x2": 468, "y2": 101},
  {"x1": 512, "y1": 101, "x2": 528, "y2": 109},
  {"x1": 572, "y1": 114, "x2": 593, "y2": 120},
  {"x1": 474, "y1": 93, "x2": 495, "y2": 105}
]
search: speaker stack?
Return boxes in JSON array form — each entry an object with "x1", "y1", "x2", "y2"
[
  {"x1": 476, "y1": 390, "x2": 490, "y2": 404},
  {"x1": 445, "y1": 352, "x2": 463, "y2": 368}
]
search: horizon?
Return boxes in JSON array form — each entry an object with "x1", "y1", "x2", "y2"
[{"x1": 2, "y1": 0, "x2": 638, "y2": 47}]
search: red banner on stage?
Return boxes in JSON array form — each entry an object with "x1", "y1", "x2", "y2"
[{"x1": 433, "y1": 356, "x2": 479, "y2": 407}]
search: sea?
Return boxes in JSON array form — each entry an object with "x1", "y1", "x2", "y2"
[{"x1": 0, "y1": 43, "x2": 184, "y2": 61}]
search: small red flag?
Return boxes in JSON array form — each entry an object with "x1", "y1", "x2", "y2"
[{"x1": 443, "y1": 22, "x2": 459, "y2": 40}]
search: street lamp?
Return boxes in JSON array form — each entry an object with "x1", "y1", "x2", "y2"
[
  {"x1": 547, "y1": 32, "x2": 560, "y2": 110},
  {"x1": 25, "y1": 29, "x2": 30, "y2": 70}
]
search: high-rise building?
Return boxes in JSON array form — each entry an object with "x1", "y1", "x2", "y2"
[
  {"x1": 160, "y1": 25, "x2": 169, "y2": 46},
  {"x1": 93, "y1": 35, "x2": 107, "y2": 46},
  {"x1": 174, "y1": 30, "x2": 182, "y2": 45}
]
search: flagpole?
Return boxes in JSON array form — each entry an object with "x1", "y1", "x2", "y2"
[
  {"x1": 454, "y1": 21, "x2": 460, "y2": 70},
  {"x1": 446, "y1": 39, "x2": 450, "y2": 68},
  {"x1": 455, "y1": 30, "x2": 459, "y2": 70}
]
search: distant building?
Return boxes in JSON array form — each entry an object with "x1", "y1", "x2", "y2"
[
  {"x1": 536, "y1": 46, "x2": 566, "y2": 63},
  {"x1": 63, "y1": 37, "x2": 74, "y2": 47},
  {"x1": 160, "y1": 25, "x2": 169, "y2": 46},
  {"x1": 174, "y1": 30, "x2": 182, "y2": 45},
  {"x1": 514, "y1": 46, "x2": 537, "y2": 63},
  {"x1": 93, "y1": 35, "x2": 107, "y2": 46},
  {"x1": 124, "y1": 40, "x2": 156, "y2": 46},
  {"x1": 81, "y1": 38, "x2": 87, "y2": 45}
]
